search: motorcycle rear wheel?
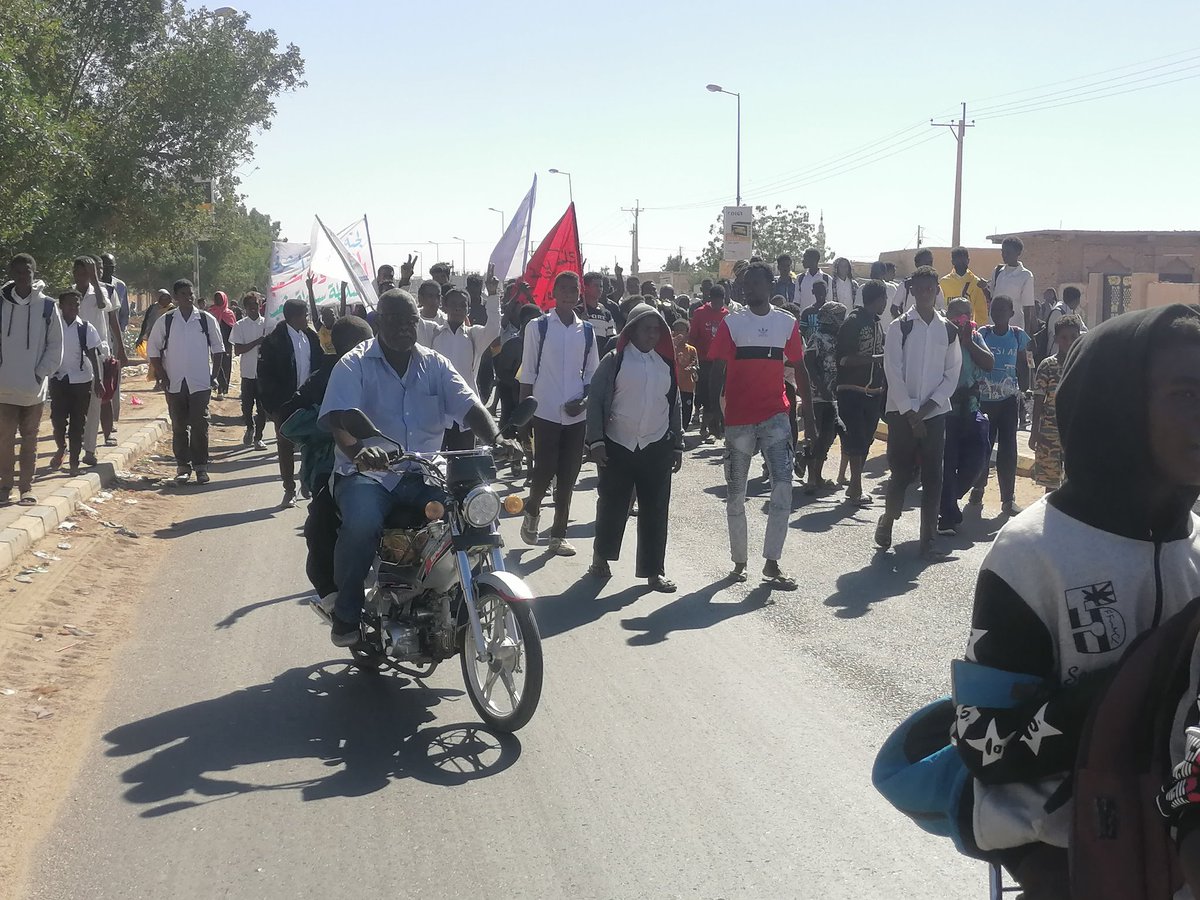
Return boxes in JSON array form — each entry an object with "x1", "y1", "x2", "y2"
[{"x1": 460, "y1": 590, "x2": 543, "y2": 733}]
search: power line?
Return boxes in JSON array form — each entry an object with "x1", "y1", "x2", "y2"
[
  {"x1": 973, "y1": 57, "x2": 1200, "y2": 118},
  {"x1": 975, "y1": 66, "x2": 1200, "y2": 121}
]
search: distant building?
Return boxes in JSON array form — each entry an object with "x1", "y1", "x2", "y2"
[
  {"x1": 988, "y1": 229, "x2": 1200, "y2": 324},
  {"x1": 876, "y1": 246, "x2": 1003, "y2": 280}
]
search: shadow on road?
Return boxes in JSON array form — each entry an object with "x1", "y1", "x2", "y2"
[
  {"x1": 822, "y1": 552, "x2": 925, "y2": 619},
  {"x1": 533, "y1": 579, "x2": 650, "y2": 639},
  {"x1": 619, "y1": 579, "x2": 773, "y2": 646},
  {"x1": 215, "y1": 589, "x2": 313, "y2": 629},
  {"x1": 103, "y1": 662, "x2": 520, "y2": 817},
  {"x1": 154, "y1": 505, "x2": 280, "y2": 537}
]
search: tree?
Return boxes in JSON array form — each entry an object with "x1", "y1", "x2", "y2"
[
  {"x1": 696, "y1": 204, "x2": 831, "y2": 273},
  {"x1": 0, "y1": 1, "x2": 305, "y2": 290}
]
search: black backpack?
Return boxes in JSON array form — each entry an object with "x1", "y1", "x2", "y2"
[{"x1": 161, "y1": 309, "x2": 210, "y2": 353}]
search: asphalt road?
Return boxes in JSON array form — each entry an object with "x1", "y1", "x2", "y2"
[{"x1": 23, "y1": 433, "x2": 1003, "y2": 900}]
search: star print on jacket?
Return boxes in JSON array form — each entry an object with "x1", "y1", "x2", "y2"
[
  {"x1": 966, "y1": 720, "x2": 1013, "y2": 767},
  {"x1": 1018, "y1": 703, "x2": 1063, "y2": 756}
]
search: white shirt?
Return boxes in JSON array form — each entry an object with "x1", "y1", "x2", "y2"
[
  {"x1": 289, "y1": 325, "x2": 312, "y2": 387},
  {"x1": 519, "y1": 311, "x2": 601, "y2": 425},
  {"x1": 607, "y1": 347, "x2": 670, "y2": 452},
  {"x1": 229, "y1": 315, "x2": 270, "y2": 379},
  {"x1": 416, "y1": 291, "x2": 501, "y2": 396},
  {"x1": 1045, "y1": 299, "x2": 1088, "y2": 336},
  {"x1": 78, "y1": 284, "x2": 115, "y2": 354},
  {"x1": 147, "y1": 308, "x2": 224, "y2": 394},
  {"x1": 831, "y1": 276, "x2": 859, "y2": 308},
  {"x1": 883, "y1": 307, "x2": 962, "y2": 419},
  {"x1": 421, "y1": 309, "x2": 449, "y2": 328},
  {"x1": 54, "y1": 319, "x2": 102, "y2": 383},
  {"x1": 990, "y1": 263, "x2": 1036, "y2": 310},
  {"x1": 796, "y1": 270, "x2": 832, "y2": 313}
]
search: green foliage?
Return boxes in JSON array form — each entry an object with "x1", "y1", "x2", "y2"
[
  {"x1": 696, "y1": 204, "x2": 832, "y2": 272},
  {"x1": 0, "y1": 1, "x2": 304, "y2": 293}
]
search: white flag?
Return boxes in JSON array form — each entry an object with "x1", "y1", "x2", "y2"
[
  {"x1": 488, "y1": 175, "x2": 537, "y2": 282},
  {"x1": 310, "y1": 216, "x2": 380, "y2": 309}
]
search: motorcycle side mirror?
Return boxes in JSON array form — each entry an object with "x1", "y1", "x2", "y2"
[
  {"x1": 339, "y1": 408, "x2": 385, "y2": 441},
  {"x1": 506, "y1": 398, "x2": 539, "y2": 432}
]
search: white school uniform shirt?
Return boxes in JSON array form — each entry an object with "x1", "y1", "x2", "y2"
[
  {"x1": 892, "y1": 280, "x2": 947, "y2": 314},
  {"x1": 229, "y1": 315, "x2": 270, "y2": 379},
  {"x1": 54, "y1": 319, "x2": 102, "y2": 383},
  {"x1": 795, "y1": 270, "x2": 832, "y2": 313},
  {"x1": 990, "y1": 263, "x2": 1036, "y2": 312},
  {"x1": 607, "y1": 347, "x2": 671, "y2": 452},
  {"x1": 416, "y1": 291, "x2": 502, "y2": 397},
  {"x1": 1044, "y1": 300, "x2": 1088, "y2": 336},
  {"x1": 289, "y1": 325, "x2": 312, "y2": 386},
  {"x1": 519, "y1": 311, "x2": 600, "y2": 426},
  {"x1": 146, "y1": 308, "x2": 225, "y2": 394},
  {"x1": 78, "y1": 284, "x2": 114, "y2": 355},
  {"x1": 831, "y1": 276, "x2": 860, "y2": 308},
  {"x1": 883, "y1": 307, "x2": 962, "y2": 419}
]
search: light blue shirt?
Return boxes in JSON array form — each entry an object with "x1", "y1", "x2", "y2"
[
  {"x1": 319, "y1": 339, "x2": 475, "y2": 489},
  {"x1": 978, "y1": 325, "x2": 1029, "y2": 401}
]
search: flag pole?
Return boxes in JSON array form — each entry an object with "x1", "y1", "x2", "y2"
[{"x1": 363, "y1": 213, "x2": 378, "y2": 279}]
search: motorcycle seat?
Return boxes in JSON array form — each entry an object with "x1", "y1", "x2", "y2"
[{"x1": 383, "y1": 503, "x2": 428, "y2": 529}]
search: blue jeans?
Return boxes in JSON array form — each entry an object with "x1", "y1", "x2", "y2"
[
  {"x1": 939, "y1": 410, "x2": 991, "y2": 529},
  {"x1": 724, "y1": 412, "x2": 794, "y2": 564},
  {"x1": 332, "y1": 472, "x2": 446, "y2": 625}
]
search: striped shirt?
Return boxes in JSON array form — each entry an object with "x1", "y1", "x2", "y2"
[{"x1": 709, "y1": 306, "x2": 804, "y2": 427}]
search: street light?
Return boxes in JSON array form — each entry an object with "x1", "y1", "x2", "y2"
[
  {"x1": 488, "y1": 207, "x2": 505, "y2": 235},
  {"x1": 212, "y1": 6, "x2": 240, "y2": 17},
  {"x1": 451, "y1": 236, "x2": 467, "y2": 274},
  {"x1": 548, "y1": 168, "x2": 573, "y2": 204},
  {"x1": 706, "y1": 83, "x2": 741, "y2": 207},
  {"x1": 426, "y1": 240, "x2": 441, "y2": 269}
]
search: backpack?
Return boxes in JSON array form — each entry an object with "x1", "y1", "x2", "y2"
[
  {"x1": 161, "y1": 308, "x2": 210, "y2": 354},
  {"x1": 534, "y1": 315, "x2": 594, "y2": 384},
  {"x1": 899, "y1": 315, "x2": 958, "y2": 347},
  {"x1": 872, "y1": 659, "x2": 1046, "y2": 859},
  {"x1": 1068, "y1": 596, "x2": 1200, "y2": 900},
  {"x1": 1031, "y1": 323, "x2": 1051, "y2": 366}
]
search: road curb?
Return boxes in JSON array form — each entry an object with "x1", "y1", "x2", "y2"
[
  {"x1": 0, "y1": 415, "x2": 169, "y2": 570},
  {"x1": 874, "y1": 420, "x2": 1034, "y2": 477}
]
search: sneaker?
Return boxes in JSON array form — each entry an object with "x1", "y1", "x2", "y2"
[
  {"x1": 282, "y1": 489, "x2": 296, "y2": 508},
  {"x1": 68, "y1": 466, "x2": 80, "y2": 477},
  {"x1": 548, "y1": 537, "x2": 577, "y2": 557},
  {"x1": 242, "y1": 426, "x2": 253, "y2": 446},
  {"x1": 311, "y1": 592, "x2": 337, "y2": 620},
  {"x1": 520, "y1": 512, "x2": 540, "y2": 545},
  {"x1": 254, "y1": 439, "x2": 268, "y2": 451},
  {"x1": 330, "y1": 615, "x2": 360, "y2": 647},
  {"x1": 195, "y1": 469, "x2": 211, "y2": 485},
  {"x1": 82, "y1": 452, "x2": 98, "y2": 467},
  {"x1": 174, "y1": 468, "x2": 191, "y2": 484},
  {"x1": 49, "y1": 450, "x2": 64, "y2": 470},
  {"x1": 1001, "y1": 501, "x2": 1022, "y2": 517}
]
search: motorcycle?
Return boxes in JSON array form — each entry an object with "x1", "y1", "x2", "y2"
[{"x1": 314, "y1": 399, "x2": 543, "y2": 733}]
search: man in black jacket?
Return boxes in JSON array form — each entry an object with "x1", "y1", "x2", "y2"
[{"x1": 258, "y1": 299, "x2": 324, "y2": 507}]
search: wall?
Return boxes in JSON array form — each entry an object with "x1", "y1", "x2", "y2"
[
  {"x1": 875, "y1": 246, "x2": 1002, "y2": 279},
  {"x1": 1145, "y1": 280, "x2": 1200, "y2": 309}
]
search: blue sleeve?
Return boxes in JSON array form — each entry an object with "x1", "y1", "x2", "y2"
[
  {"x1": 437, "y1": 355, "x2": 477, "y2": 426},
  {"x1": 318, "y1": 354, "x2": 362, "y2": 422},
  {"x1": 1017, "y1": 329, "x2": 1030, "y2": 351}
]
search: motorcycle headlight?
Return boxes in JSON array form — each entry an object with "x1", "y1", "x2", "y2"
[{"x1": 462, "y1": 486, "x2": 501, "y2": 528}]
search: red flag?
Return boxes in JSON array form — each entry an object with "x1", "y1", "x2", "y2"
[{"x1": 520, "y1": 203, "x2": 581, "y2": 311}]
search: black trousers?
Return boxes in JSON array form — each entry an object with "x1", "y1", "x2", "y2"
[
  {"x1": 595, "y1": 437, "x2": 673, "y2": 577},
  {"x1": 884, "y1": 412, "x2": 947, "y2": 548},
  {"x1": 241, "y1": 376, "x2": 267, "y2": 439},
  {"x1": 304, "y1": 484, "x2": 339, "y2": 598},
  {"x1": 49, "y1": 378, "x2": 91, "y2": 465},
  {"x1": 526, "y1": 418, "x2": 586, "y2": 539},
  {"x1": 975, "y1": 396, "x2": 1019, "y2": 503},
  {"x1": 214, "y1": 342, "x2": 233, "y2": 393},
  {"x1": 273, "y1": 413, "x2": 296, "y2": 491},
  {"x1": 811, "y1": 400, "x2": 841, "y2": 464},
  {"x1": 476, "y1": 352, "x2": 495, "y2": 405},
  {"x1": 496, "y1": 382, "x2": 520, "y2": 428},
  {"x1": 166, "y1": 384, "x2": 211, "y2": 469},
  {"x1": 697, "y1": 361, "x2": 724, "y2": 435},
  {"x1": 680, "y1": 391, "x2": 694, "y2": 430}
]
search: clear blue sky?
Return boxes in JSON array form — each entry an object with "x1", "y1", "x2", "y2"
[{"x1": 223, "y1": 0, "x2": 1200, "y2": 275}]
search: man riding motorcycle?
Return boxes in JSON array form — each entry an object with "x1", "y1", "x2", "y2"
[{"x1": 319, "y1": 288, "x2": 515, "y2": 647}]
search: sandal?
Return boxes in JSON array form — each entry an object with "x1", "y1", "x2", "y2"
[
  {"x1": 18, "y1": 491, "x2": 37, "y2": 506},
  {"x1": 762, "y1": 568, "x2": 799, "y2": 590},
  {"x1": 648, "y1": 575, "x2": 677, "y2": 593},
  {"x1": 846, "y1": 493, "x2": 874, "y2": 507},
  {"x1": 586, "y1": 562, "x2": 612, "y2": 580}
]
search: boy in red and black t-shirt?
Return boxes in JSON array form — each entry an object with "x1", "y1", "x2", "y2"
[
  {"x1": 688, "y1": 283, "x2": 731, "y2": 443},
  {"x1": 710, "y1": 261, "x2": 815, "y2": 588}
]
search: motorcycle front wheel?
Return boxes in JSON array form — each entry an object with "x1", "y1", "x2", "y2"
[{"x1": 460, "y1": 589, "x2": 543, "y2": 733}]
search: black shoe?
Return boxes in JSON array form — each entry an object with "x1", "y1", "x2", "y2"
[
  {"x1": 330, "y1": 616, "x2": 360, "y2": 647},
  {"x1": 966, "y1": 491, "x2": 984, "y2": 506},
  {"x1": 242, "y1": 426, "x2": 253, "y2": 446},
  {"x1": 874, "y1": 516, "x2": 894, "y2": 549},
  {"x1": 195, "y1": 469, "x2": 210, "y2": 485},
  {"x1": 82, "y1": 452, "x2": 98, "y2": 467}
]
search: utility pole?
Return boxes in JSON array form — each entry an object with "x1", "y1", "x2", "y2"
[
  {"x1": 931, "y1": 102, "x2": 974, "y2": 247},
  {"x1": 916, "y1": 225, "x2": 924, "y2": 248},
  {"x1": 622, "y1": 200, "x2": 644, "y2": 276}
]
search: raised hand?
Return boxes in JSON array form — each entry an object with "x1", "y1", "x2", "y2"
[
  {"x1": 485, "y1": 263, "x2": 499, "y2": 295},
  {"x1": 400, "y1": 254, "x2": 416, "y2": 280}
]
